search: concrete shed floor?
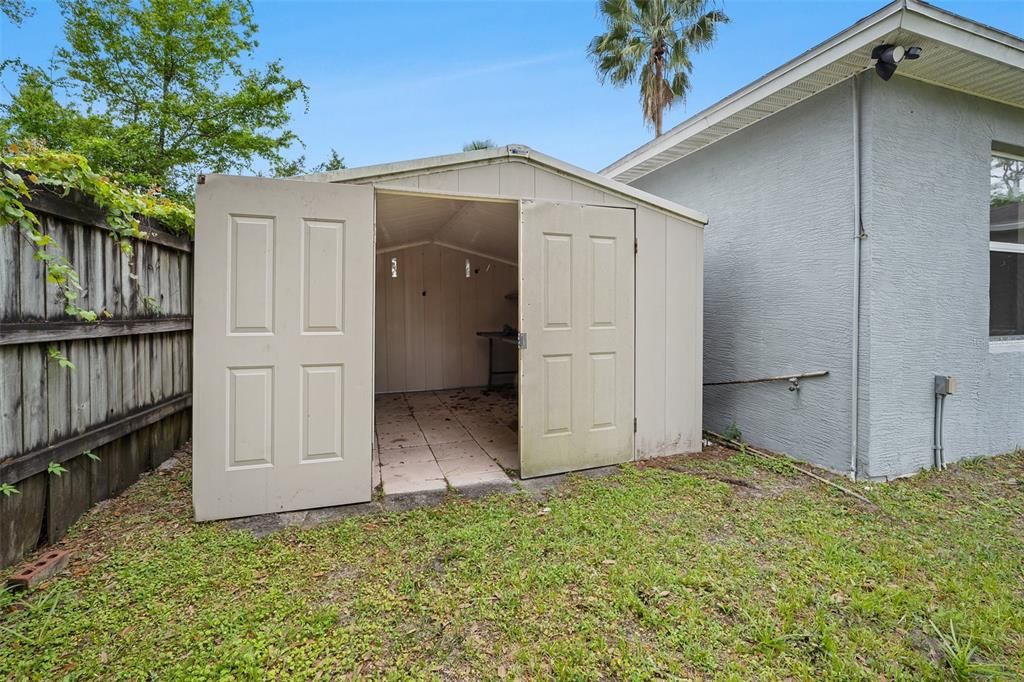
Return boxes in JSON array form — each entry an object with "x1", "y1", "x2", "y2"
[{"x1": 374, "y1": 387, "x2": 518, "y2": 495}]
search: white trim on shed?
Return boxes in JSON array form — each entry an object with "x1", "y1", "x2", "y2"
[{"x1": 298, "y1": 144, "x2": 709, "y2": 227}]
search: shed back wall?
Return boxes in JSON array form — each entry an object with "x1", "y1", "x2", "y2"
[{"x1": 374, "y1": 242, "x2": 517, "y2": 393}]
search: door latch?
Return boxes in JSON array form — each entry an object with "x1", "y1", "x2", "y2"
[{"x1": 517, "y1": 332, "x2": 528, "y2": 350}]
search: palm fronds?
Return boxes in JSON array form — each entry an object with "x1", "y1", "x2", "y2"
[{"x1": 588, "y1": 0, "x2": 729, "y2": 136}]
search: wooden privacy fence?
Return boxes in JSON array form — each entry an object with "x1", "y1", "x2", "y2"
[{"x1": 0, "y1": 187, "x2": 193, "y2": 570}]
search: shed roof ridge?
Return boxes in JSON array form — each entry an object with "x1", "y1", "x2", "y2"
[{"x1": 296, "y1": 144, "x2": 709, "y2": 225}]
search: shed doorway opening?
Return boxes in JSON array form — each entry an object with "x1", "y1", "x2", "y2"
[{"x1": 373, "y1": 191, "x2": 520, "y2": 495}]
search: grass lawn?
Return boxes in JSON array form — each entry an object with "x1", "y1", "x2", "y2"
[{"x1": 2, "y1": 445, "x2": 1022, "y2": 680}]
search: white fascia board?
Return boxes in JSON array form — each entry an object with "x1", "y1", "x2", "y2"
[
  {"x1": 600, "y1": 3, "x2": 905, "y2": 180},
  {"x1": 901, "y1": 9, "x2": 1024, "y2": 69},
  {"x1": 906, "y1": 0, "x2": 1024, "y2": 62},
  {"x1": 521, "y1": 147, "x2": 709, "y2": 225},
  {"x1": 602, "y1": 0, "x2": 1024, "y2": 181}
]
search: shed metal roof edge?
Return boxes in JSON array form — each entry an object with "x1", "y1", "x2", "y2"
[
  {"x1": 600, "y1": 0, "x2": 1024, "y2": 182},
  {"x1": 296, "y1": 144, "x2": 709, "y2": 226}
]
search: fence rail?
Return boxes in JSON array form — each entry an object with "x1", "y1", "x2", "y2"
[
  {"x1": 0, "y1": 317, "x2": 192, "y2": 345},
  {"x1": 0, "y1": 185, "x2": 193, "y2": 569}
]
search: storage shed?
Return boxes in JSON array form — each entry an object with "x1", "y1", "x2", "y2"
[{"x1": 192, "y1": 145, "x2": 706, "y2": 520}]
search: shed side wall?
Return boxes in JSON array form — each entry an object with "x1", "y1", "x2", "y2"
[
  {"x1": 630, "y1": 82, "x2": 858, "y2": 473},
  {"x1": 357, "y1": 161, "x2": 704, "y2": 458},
  {"x1": 860, "y1": 76, "x2": 1024, "y2": 479}
]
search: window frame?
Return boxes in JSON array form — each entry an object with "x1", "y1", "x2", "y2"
[
  {"x1": 990, "y1": 149, "x2": 1024, "y2": 255},
  {"x1": 989, "y1": 149, "x2": 1024, "y2": 347}
]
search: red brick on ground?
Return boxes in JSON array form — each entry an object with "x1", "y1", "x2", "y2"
[{"x1": 6, "y1": 549, "x2": 71, "y2": 591}]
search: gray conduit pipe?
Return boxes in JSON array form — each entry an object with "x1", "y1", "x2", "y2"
[
  {"x1": 939, "y1": 396, "x2": 946, "y2": 469},
  {"x1": 932, "y1": 376, "x2": 954, "y2": 469},
  {"x1": 849, "y1": 74, "x2": 865, "y2": 481},
  {"x1": 933, "y1": 393, "x2": 947, "y2": 470}
]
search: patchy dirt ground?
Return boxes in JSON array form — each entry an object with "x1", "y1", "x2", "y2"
[
  {"x1": 2, "y1": 443, "x2": 1023, "y2": 680},
  {"x1": 638, "y1": 444, "x2": 817, "y2": 500}
]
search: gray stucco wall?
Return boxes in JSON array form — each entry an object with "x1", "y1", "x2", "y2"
[
  {"x1": 860, "y1": 76, "x2": 1024, "y2": 479},
  {"x1": 631, "y1": 82, "x2": 858, "y2": 474},
  {"x1": 630, "y1": 72, "x2": 1024, "y2": 479}
]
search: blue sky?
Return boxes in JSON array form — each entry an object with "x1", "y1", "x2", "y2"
[{"x1": 1, "y1": 0, "x2": 1021, "y2": 173}]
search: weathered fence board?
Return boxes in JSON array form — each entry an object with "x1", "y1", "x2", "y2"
[
  {"x1": 0, "y1": 226, "x2": 17, "y2": 317},
  {"x1": 0, "y1": 472, "x2": 46, "y2": 572},
  {"x1": 1, "y1": 393, "x2": 192, "y2": 482},
  {"x1": 0, "y1": 316, "x2": 192, "y2": 345},
  {"x1": 22, "y1": 189, "x2": 191, "y2": 254},
  {"x1": 1, "y1": 185, "x2": 192, "y2": 569}
]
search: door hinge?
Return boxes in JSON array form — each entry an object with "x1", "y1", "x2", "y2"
[
  {"x1": 634, "y1": 237, "x2": 638, "y2": 255},
  {"x1": 517, "y1": 332, "x2": 528, "y2": 350},
  {"x1": 633, "y1": 417, "x2": 637, "y2": 432}
]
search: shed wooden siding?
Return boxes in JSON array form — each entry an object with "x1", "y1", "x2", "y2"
[
  {"x1": 370, "y1": 160, "x2": 633, "y2": 208},
  {"x1": 347, "y1": 159, "x2": 703, "y2": 459},
  {"x1": 636, "y1": 208, "x2": 703, "y2": 457},
  {"x1": 374, "y1": 242, "x2": 517, "y2": 393}
]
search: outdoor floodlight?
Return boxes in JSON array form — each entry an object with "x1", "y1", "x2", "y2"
[{"x1": 871, "y1": 44, "x2": 923, "y2": 81}]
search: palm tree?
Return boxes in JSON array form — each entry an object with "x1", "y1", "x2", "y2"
[
  {"x1": 462, "y1": 139, "x2": 496, "y2": 151},
  {"x1": 588, "y1": 0, "x2": 729, "y2": 137}
]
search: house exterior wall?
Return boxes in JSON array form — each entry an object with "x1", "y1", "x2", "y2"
[
  {"x1": 347, "y1": 159, "x2": 704, "y2": 458},
  {"x1": 628, "y1": 71, "x2": 1024, "y2": 478},
  {"x1": 859, "y1": 76, "x2": 1024, "y2": 478},
  {"x1": 630, "y1": 82, "x2": 858, "y2": 474}
]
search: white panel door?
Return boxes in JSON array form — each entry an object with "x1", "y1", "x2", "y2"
[
  {"x1": 193, "y1": 175, "x2": 375, "y2": 520},
  {"x1": 519, "y1": 201, "x2": 635, "y2": 478}
]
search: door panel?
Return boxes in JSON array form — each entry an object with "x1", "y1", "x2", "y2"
[
  {"x1": 193, "y1": 175, "x2": 375, "y2": 520},
  {"x1": 519, "y1": 201, "x2": 635, "y2": 478}
]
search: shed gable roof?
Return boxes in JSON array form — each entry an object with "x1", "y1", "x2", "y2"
[
  {"x1": 602, "y1": 0, "x2": 1024, "y2": 183},
  {"x1": 298, "y1": 144, "x2": 708, "y2": 226}
]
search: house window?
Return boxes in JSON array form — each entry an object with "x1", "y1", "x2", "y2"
[{"x1": 990, "y1": 151, "x2": 1024, "y2": 337}]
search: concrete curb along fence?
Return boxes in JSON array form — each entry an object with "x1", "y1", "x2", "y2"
[{"x1": 0, "y1": 186, "x2": 193, "y2": 570}]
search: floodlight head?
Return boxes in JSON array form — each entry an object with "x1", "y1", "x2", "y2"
[
  {"x1": 870, "y1": 44, "x2": 922, "y2": 81},
  {"x1": 874, "y1": 59, "x2": 898, "y2": 81}
]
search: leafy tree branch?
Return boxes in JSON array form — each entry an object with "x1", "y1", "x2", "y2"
[
  {"x1": 0, "y1": 0, "x2": 33, "y2": 26},
  {"x1": 2, "y1": 0, "x2": 309, "y2": 196}
]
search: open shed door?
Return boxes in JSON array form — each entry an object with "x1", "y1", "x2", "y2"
[
  {"x1": 193, "y1": 175, "x2": 374, "y2": 520},
  {"x1": 519, "y1": 201, "x2": 635, "y2": 478}
]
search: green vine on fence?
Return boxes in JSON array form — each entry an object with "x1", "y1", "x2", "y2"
[
  {"x1": 1, "y1": 141, "x2": 194, "y2": 322},
  {"x1": 1, "y1": 142, "x2": 195, "y2": 497}
]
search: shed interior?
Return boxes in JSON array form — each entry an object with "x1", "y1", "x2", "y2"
[{"x1": 372, "y1": 191, "x2": 521, "y2": 493}]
